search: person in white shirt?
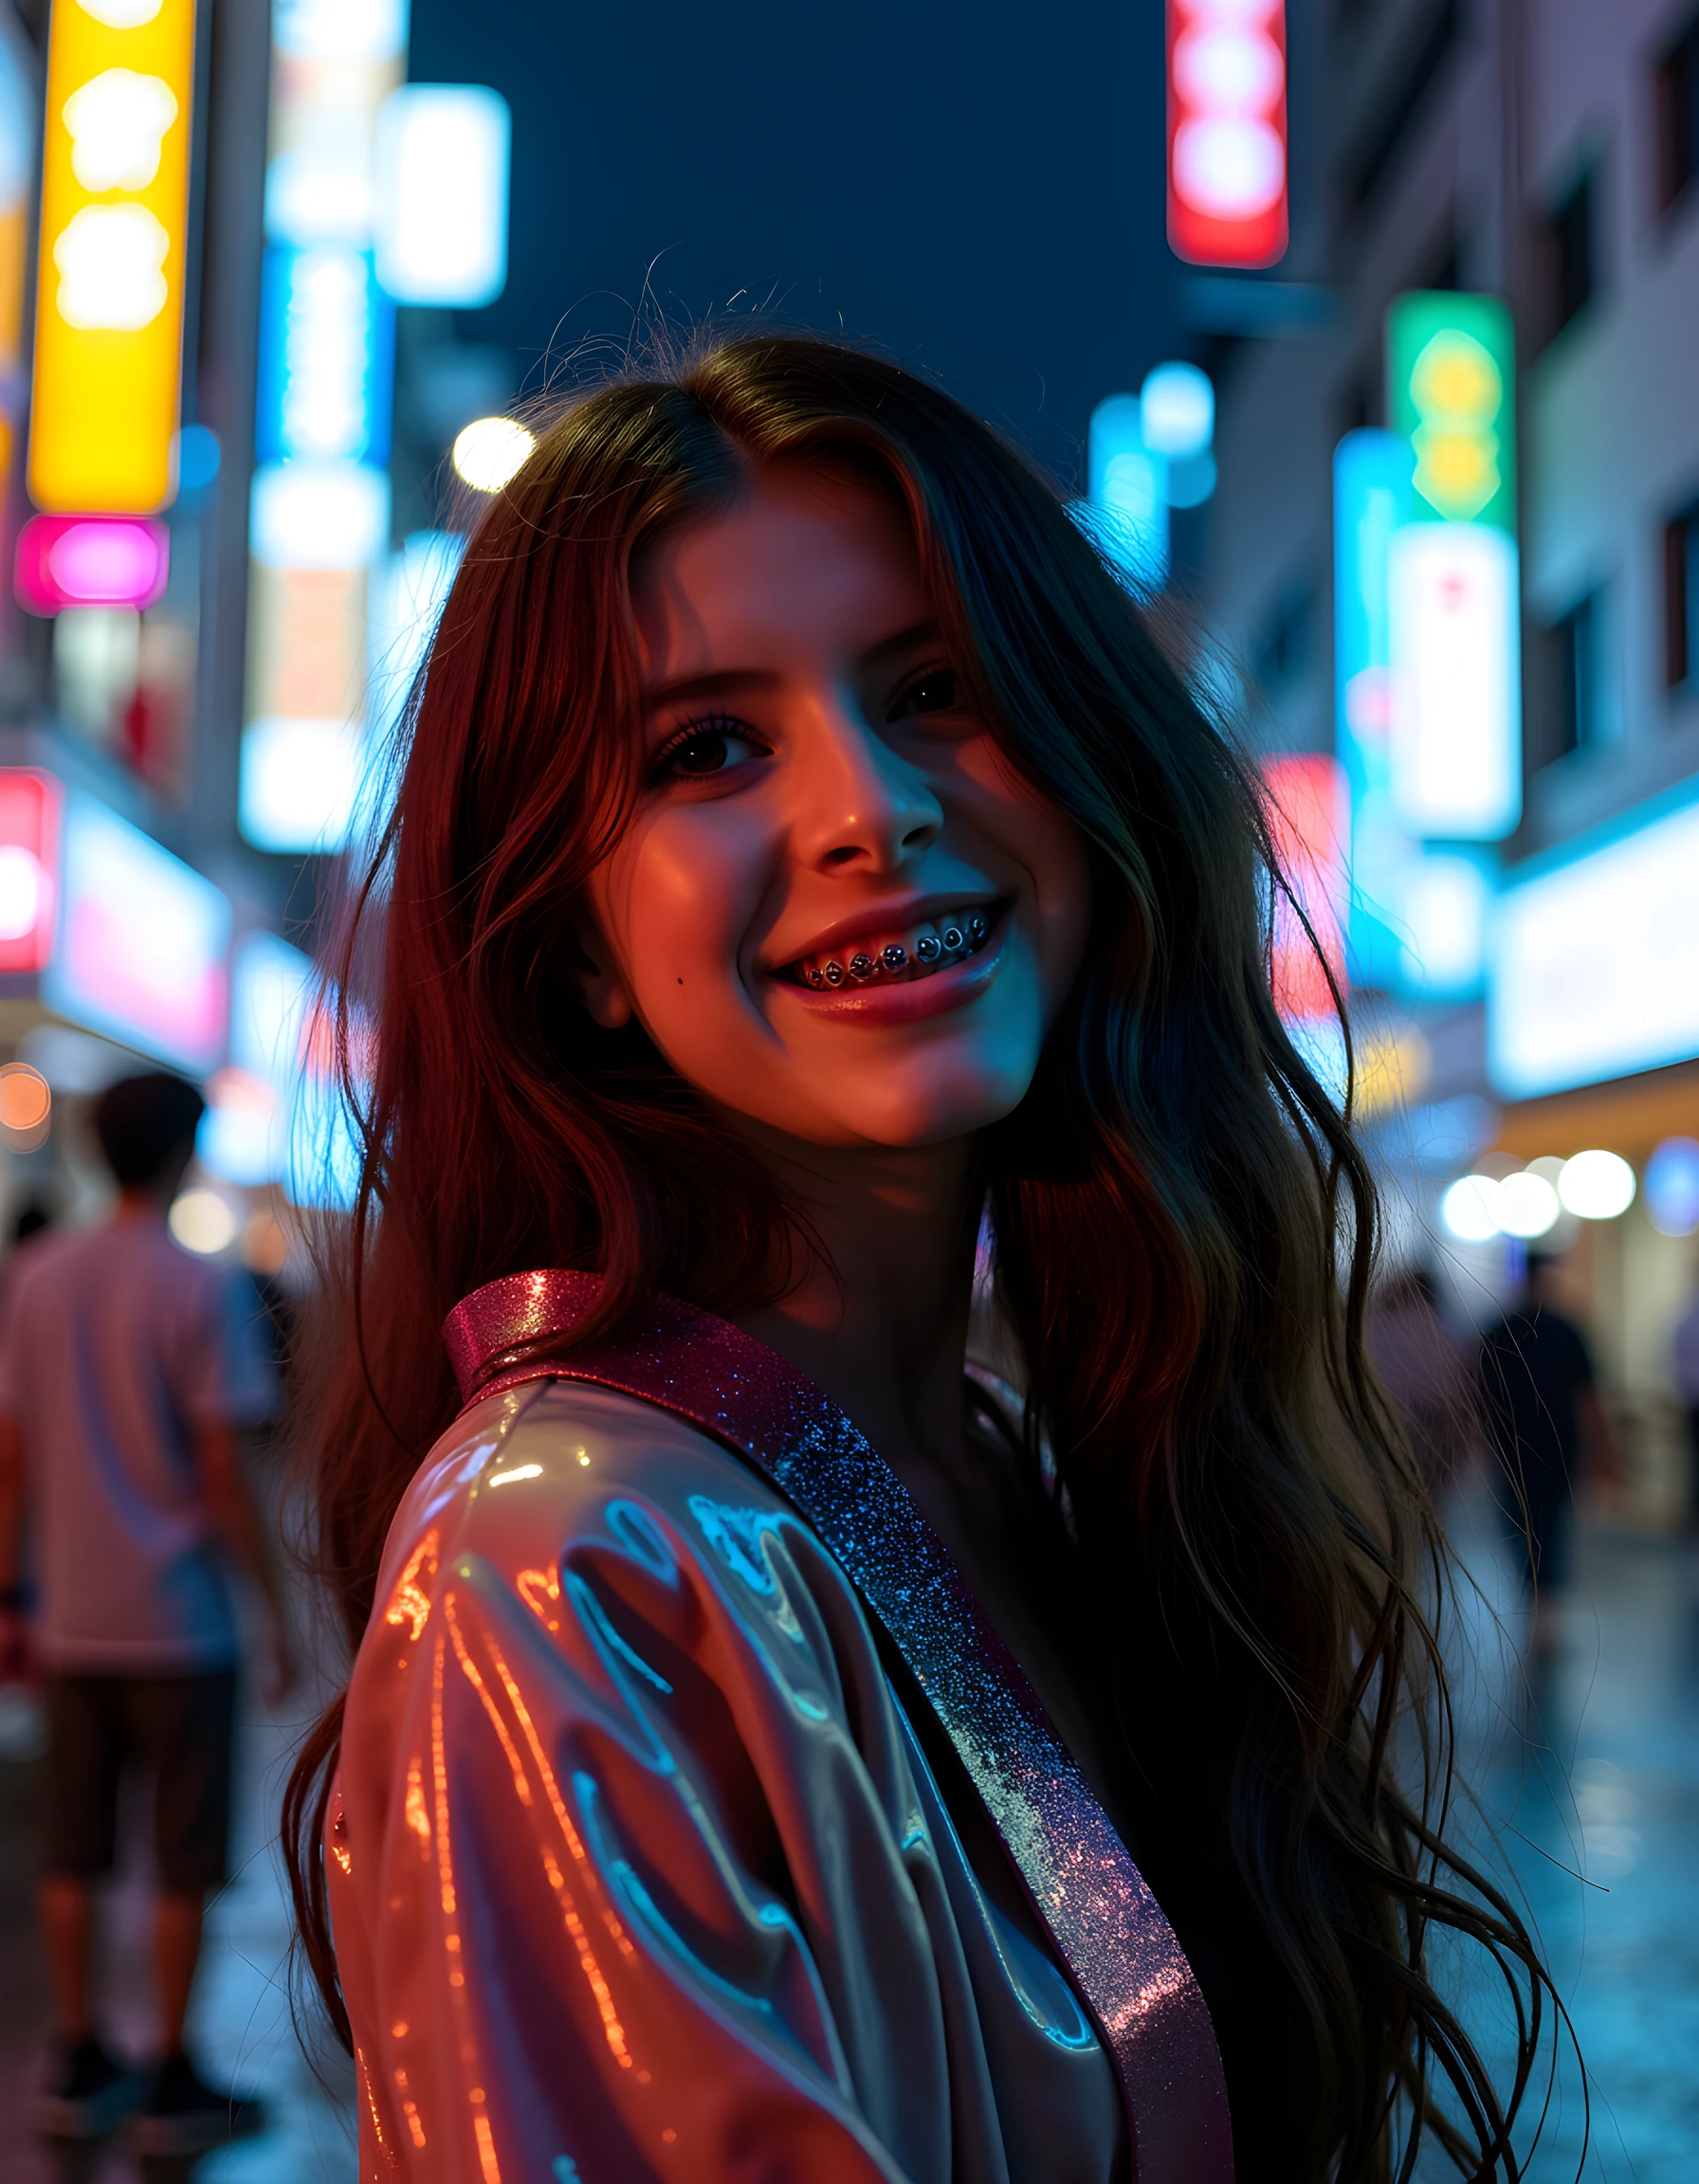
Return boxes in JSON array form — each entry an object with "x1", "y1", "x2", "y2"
[{"x1": 0, "y1": 1071, "x2": 292, "y2": 2151}]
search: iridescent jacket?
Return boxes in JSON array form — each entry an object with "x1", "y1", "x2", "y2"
[{"x1": 326, "y1": 1275, "x2": 1233, "y2": 2183}]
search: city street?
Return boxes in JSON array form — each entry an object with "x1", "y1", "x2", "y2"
[
  {"x1": 0, "y1": 1675, "x2": 355, "y2": 2184},
  {"x1": 0, "y1": 1498, "x2": 1693, "y2": 2181}
]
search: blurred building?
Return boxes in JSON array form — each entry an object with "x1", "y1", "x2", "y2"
[
  {"x1": 1200, "y1": 0, "x2": 1699, "y2": 1518},
  {"x1": 0, "y1": 0, "x2": 511, "y2": 1272}
]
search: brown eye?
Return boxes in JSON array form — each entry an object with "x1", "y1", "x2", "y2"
[
  {"x1": 894, "y1": 669, "x2": 959, "y2": 718},
  {"x1": 649, "y1": 714, "x2": 765, "y2": 785},
  {"x1": 674, "y1": 730, "x2": 731, "y2": 775}
]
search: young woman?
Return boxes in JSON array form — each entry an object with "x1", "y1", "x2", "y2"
[{"x1": 285, "y1": 336, "x2": 1557, "y2": 2182}]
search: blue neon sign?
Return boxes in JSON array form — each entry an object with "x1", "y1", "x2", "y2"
[{"x1": 255, "y1": 245, "x2": 394, "y2": 468}]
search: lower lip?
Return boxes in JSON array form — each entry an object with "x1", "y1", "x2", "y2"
[{"x1": 771, "y1": 915, "x2": 1010, "y2": 1024}]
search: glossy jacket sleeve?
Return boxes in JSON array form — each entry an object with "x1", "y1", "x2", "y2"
[{"x1": 326, "y1": 1381, "x2": 1005, "y2": 2184}]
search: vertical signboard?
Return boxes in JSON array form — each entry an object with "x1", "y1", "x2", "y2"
[
  {"x1": 1382, "y1": 291, "x2": 1520, "y2": 842},
  {"x1": 1167, "y1": 0, "x2": 1288, "y2": 268},
  {"x1": 1387, "y1": 292, "x2": 1516, "y2": 532},
  {"x1": 1333, "y1": 429, "x2": 1409, "y2": 988},
  {"x1": 373, "y1": 83, "x2": 510, "y2": 308},
  {"x1": 1263, "y1": 755, "x2": 1348, "y2": 1025},
  {"x1": 27, "y1": 0, "x2": 195, "y2": 514},
  {"x1": 239, "y1": 0, "x2": 405, "y2": 853}
]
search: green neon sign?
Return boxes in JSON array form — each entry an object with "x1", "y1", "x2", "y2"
[{"x1": 1386, "y1": 291, "x2": 1516, "y2": 535}]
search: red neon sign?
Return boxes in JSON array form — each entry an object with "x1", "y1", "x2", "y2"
[
  {"x1": 0, "y1": 770, "x2": 63, "y2": 975},
  {"x1": 1264, "y1": 756, "x2": 1347, "y2": 1023},
  {"x1": 1167, "y1": 0, "x2": 1288, "y2": 269}
]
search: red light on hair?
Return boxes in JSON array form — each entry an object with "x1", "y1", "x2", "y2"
[{"x1": 1167, "y1": 0, "x2": 1288, "y2": 269}]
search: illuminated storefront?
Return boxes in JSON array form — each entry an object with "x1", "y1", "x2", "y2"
[{"x1": 0, "y1": 766, "x2": 228, "y2": 1074}]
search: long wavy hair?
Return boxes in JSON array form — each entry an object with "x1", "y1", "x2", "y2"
[{"x1": 283, "y1": 333, "x2": 1561, "y2": 2181}]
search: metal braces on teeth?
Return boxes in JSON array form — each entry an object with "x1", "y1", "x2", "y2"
[{"x1": 799, "y1": 911, "x2": 992, "y2": 989}]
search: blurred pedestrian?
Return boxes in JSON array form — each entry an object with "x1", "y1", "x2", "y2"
[
  {"x1": 1366, "y1": 1265, "x2": 1477, "y2": 1498},
  {"x1": 0, "y1": 1072, "x2": 290, "y2": 2151},
  {"x1": 1478, "y1": 1252, "x2": 1620, "y2": 1654},
  {"x1": 1670, "y1": 1283, "x2": 1699, "y2": 1531}
]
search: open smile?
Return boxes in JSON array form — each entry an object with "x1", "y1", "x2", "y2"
[{"x1": 775, "y1": 901, "x2": 1007, "y2": 991}]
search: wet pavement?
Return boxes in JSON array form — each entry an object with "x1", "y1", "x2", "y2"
[
  {"x1": 0, "y1": 1682, "x2": 354, "y2": 2184},
  {"x1": 0, "y1": 1506, "x2": 1693, "y2": 2182},
  {"x1": 1441, "y1": 1501, "x2": 1699, "y2": 2181}
]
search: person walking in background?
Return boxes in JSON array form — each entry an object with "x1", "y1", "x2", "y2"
[
  {"x1": 1479, "y1": 1251, "x2": 1621, "y2": 1657},
  {"x1": 1366, "y1": 1265, "x2": 1478, "y2": 1500},
  {"x1": 1670, "y1": 1283, "x2": 1699, "y2": 1532},
  {"x1": 0, "y1": 1072, "x2": 290, "y2": 2152}
]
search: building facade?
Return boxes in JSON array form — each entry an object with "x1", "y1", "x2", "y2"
[{"x1": 1201, "y1": 0, "x2": 1699, "y2": 1516}]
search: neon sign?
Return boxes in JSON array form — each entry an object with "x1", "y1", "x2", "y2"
[
  {"x1": 1382, "y1": 292, "x2": 1521, "y2": 844},
  {"x1": 27, "y1": 0, "x2": 196, "y2": 514},
  {"x1": 1167, "y1": 0, "x2": 1288, "y2": 269}
]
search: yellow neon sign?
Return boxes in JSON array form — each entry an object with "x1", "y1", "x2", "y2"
[{"x1": 27, "y1": 0, "x2": 195, "y2": 515}]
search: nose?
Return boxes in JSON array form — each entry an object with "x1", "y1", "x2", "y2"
[{"x1": 790, "y1": 701, "x2": 942, "y2": 875}]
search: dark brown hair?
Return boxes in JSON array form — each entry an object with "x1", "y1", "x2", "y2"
[{"x1": 284, "y1": 333, "x2": 1562, "y2": 2180}]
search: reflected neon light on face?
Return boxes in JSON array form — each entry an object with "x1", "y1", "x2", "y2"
[{"x1": 582, "y1": 469, "x2": 1090, "y2": 1152}]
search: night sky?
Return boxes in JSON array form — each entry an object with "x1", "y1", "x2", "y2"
[{"x1": 407, "y1": 0, "x2": 1179, "y2": 491}]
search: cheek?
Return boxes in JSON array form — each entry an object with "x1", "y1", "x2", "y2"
[
  {"x1": 599, "y1": 812, "x2": 771, "y2": 1012},
  {"x1": 954, "y1": 745, "x2": 1091, "y2": 1011}
]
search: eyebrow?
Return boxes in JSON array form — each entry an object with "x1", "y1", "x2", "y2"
[{"x1": 641, "y1": 617, "x2": 943, "y2": 715}]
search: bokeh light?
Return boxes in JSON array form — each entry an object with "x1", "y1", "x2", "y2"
[
  {"x1": 168, "y1": 1186, "x2": 237, "y2": 1256},
  {"x1": 1558, "y1": 1148, "x2": 1636, "y2": 1221},
  {"x1": 1440, "y1": 1172, "x2": 1504, "y2": 1243},
  {"x1": 1140, "y1": 361, "x2": 1215, "y2": 458},
  {"x1": 0, "y1": 1062, "x2": 50, "y2": 1147},
  {"x1": 451, "y1": 415, "x2": 533, "y2": 492},
  {"x1": 1645, "y1": 1137, "x2": 1699, "y2": 1237},
  {"x1": 1498, "y1": 1168, "x2": 1561, "y2": 1240}
]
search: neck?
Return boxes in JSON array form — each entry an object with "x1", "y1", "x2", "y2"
[{"x1": 721, "y1": 1119, "x2": 980, "y2": 1478}]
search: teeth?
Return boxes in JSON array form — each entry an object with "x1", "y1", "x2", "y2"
[{"x1": 791, "y1": 908, "x2": 993, "y2": 990}]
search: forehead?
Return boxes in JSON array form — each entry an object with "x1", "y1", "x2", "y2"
[{"x1": 632, "y1": 464, "x2": 927, "y2": 682}]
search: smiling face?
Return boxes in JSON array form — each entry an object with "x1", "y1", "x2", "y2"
[{"x1": 578, "y1": 464, "x2": 1090, "y2": 1152}]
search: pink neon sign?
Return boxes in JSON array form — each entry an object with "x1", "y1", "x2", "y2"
[{"x1": 14, "y1": 515, "x2": 170, "y2": 615}]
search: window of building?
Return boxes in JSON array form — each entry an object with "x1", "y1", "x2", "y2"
[
  {"x1": 1667, "y1": 506, "x2": 1699, "y2": 690},
  {"x1": 1655, "y1": 12, "x2": 1699, "y2": 213},
  {"x1": 1553, "y1": 592, "x2": 1601, "y2": 755},
  {"x1": 1547, "y1": 167, "x2": 1596, "y2": 334}
]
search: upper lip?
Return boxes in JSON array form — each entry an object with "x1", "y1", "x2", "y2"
[{"x1": 761, "y1": 892, "x2": 1003, "y2": 973}]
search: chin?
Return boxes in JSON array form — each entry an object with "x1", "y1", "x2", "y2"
[{"x1": 831, "y1": 1055, "x2": 1036, "y2": 1149}]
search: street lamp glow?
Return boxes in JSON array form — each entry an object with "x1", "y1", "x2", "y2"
[
  {"x1": 169, "y1": 1187, "x2": 237, "y2": 1256},
  {"x1": 1440, "y1": 1173, "x2": 1504, "y2": 1243},
  {"x1": 1557, "y1": 1148, "x2": 1635, "y2": 1221},
  {"x1": 1497, "y1": 1169, "x2": 1560, "y2": 1240},
  {"x1": 452, "y1": 416, "x2": 533, "y2": 493}
]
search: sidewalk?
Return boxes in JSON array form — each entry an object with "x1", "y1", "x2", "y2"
[
  {"x1": 1439, "y1": 1493, "x2": 1699, "y2": 2180},
  {"x1": 0, "y1": 1678, "x2": 354, "y2": 2184}
]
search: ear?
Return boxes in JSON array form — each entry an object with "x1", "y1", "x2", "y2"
[{"x1": 574, "y1": 919, "x2": 635, "y2": 1030}]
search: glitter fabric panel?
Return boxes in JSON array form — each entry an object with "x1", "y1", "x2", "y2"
[{"x1": 445, "y1": 1271, "x2": 1234, "y2": 2184}]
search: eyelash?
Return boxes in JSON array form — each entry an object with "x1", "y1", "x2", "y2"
[
  {"x1": 647, "y1": 669, "x2": 961, "y2": 782},
  {"x1": 647, "y1": 711, "x2": 763, "y2": 780}
]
